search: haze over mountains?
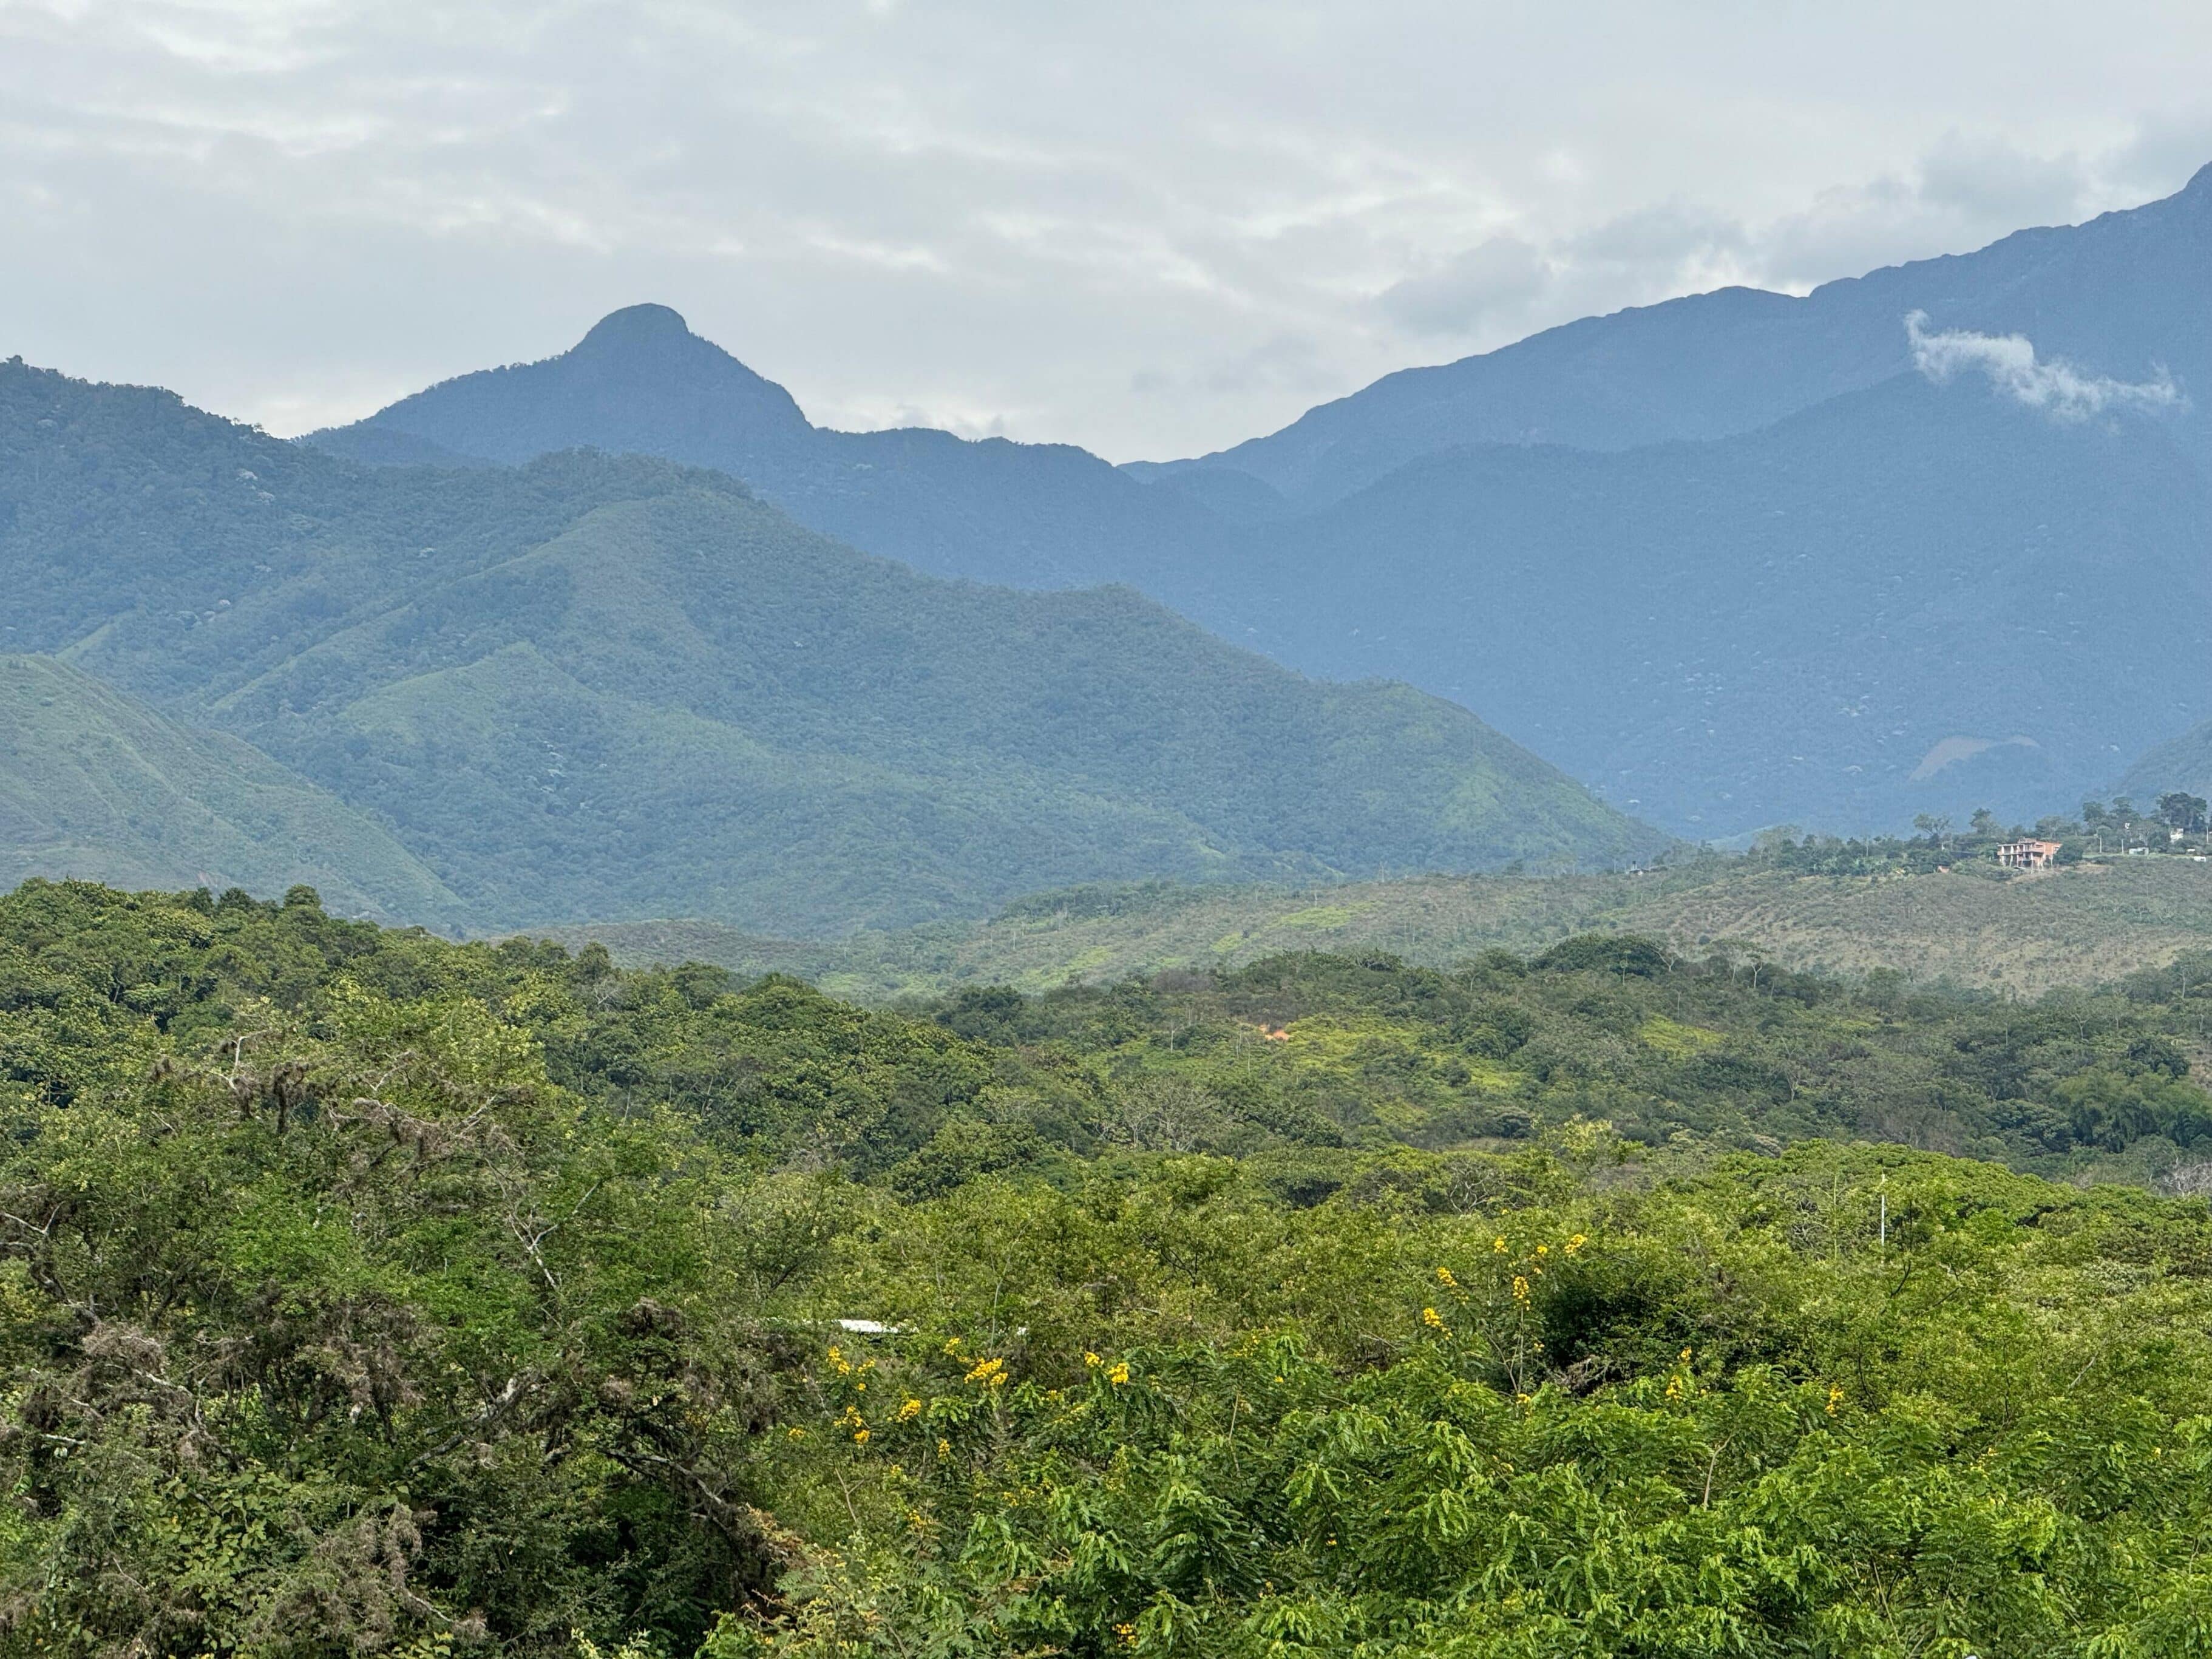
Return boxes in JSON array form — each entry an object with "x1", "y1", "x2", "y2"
[
  {"x1": 318, "y1": 164, "x2": 2212, "y2": 835},
  {"x1": 0, "y1": 360, "x2": 1654, "y2": 931}
]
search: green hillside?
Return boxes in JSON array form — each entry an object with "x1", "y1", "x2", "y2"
[
  {"x1": 8, "y1": 880, "x2": 2212, "y2": 1655},
  {"x1": 0, "y1": 656, "x2": 464, "y2": 924},
  {"x1": 0, "y1": 361, "x2": 1664, "y2": 933},
  {"x1": 543, "y1": 854, "x2": 2212, "y2": 1001}
]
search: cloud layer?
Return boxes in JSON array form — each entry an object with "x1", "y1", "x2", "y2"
[
  {"x1": 1906, "y1": 311, "x2": 2185, "y2": 419},
  {"x1": 1, "y1": 2, "x2": 2210, "y2": 458}
]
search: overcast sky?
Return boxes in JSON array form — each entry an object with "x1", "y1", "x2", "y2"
[{"x1": 5, "y1": 1, "x2": 2211, "y2": 460}]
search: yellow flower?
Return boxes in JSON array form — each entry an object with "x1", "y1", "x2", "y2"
[
  {"x1": 1566, "y1": 1233, "x2": 1587, "y2": 1255},
  {"x1": 1084, "y1": 1351, "x2": 1102, "y2": 1368},
  {"x1": 1421, "y1": 1306, "x2": 1449, "y2": 1334},
  {"x1": 1679, "y1": 1346, "x2": 1693, "y2": 1363},
  {"x1": 1108, "y1": 1362, "x2": 1131, "y2": 1386},
  {"x1": 898, "y1": 1397, "x2": 923, "y2": 1422},
  {"x1": 787, "y1": 1427, "x2": 807, "y2": 1440},
  {"x1": 827, "y1": 1344, "x2": 852, "y2": 1376},
  {"x1": 1665, "y1": 1377, "x2": 1684, "y2": 1402},
  {"x1": 937, "y1": 1437, "x2": 951, "y2": 1457},
  {"x1": 1434, "y1": 1266, "x2": 1458, "y2": 1289},
  {"x1": 943, "y1": 1337, "x2": 965, "y2": 1357},
  {"x1": 1114, "y1": 1624, "x2": 1136, "y2": 1647},
  {"x1": 965, "y1": 1357, "x2": 1005, "y2": 1386},
  {"x1": 1826, "y1": 1383, "x2": 1844, "y2": 1417},
  {"x1": 1534, "y1": 1243, "x2": 1549, "y2": 1258},
  {"x1": 853, "y1": 1427, "x2": 870, "y2": 1445},
  {"x1": 1493, "y1": 1236, "x2": 1508, "y2": 1254},
  {"x1": 1511, "y1": 1275, "x2": 1531, "y2": 1304}
]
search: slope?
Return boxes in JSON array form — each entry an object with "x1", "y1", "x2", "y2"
[
  {"x1": 2117, "y1": 720, "x2": 2212, "y2": 804},
  {"x1": 1161, "y1": 160, "x2": 2212, "y2": 506},
  {"x1": 0, "y1": 655, "x2": 466, "y2": 923},
  {"x1": 2, "y1": 361, "x2": 1664, "y2": 932},
  {"x1": 1172, "y1": 371, "x2": 2212, "y2": 833}
]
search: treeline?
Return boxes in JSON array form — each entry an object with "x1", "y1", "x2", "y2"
[
  {"x1": 4, "y1": 880, "x2": 2212, "y2": 1655},
  {"x1": 1724, "y1": 792, "x2": 2212, "y2": 878}
]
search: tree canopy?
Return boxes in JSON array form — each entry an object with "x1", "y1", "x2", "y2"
[{"x1": 4, "y1": 880, "x2": 2212, "y2": 1656}]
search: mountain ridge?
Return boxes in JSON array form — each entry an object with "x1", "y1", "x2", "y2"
[
  {"x1": 300, "y1": 160, "x2": 2212, "y2": 838},
  {"x1": 5, "y1": 359, "x2": 1663, "y2": 932},
  {"x1": 1155, "y1": 160, "x2": 2212, "y2": 505}
]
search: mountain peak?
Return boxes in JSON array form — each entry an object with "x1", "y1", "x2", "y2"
[{"x1": 576, "y1": 303, "x2": 697, "y2": 353}]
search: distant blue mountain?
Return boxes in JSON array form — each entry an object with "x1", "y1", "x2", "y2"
[
  {"x1": 1186, "y1": 373, "x2": 2211, "y2": 832},
  {"x1": 310, "y1": 164, "x2": 2212, "y2": 837},
  {"x1": 1153, "y1": 162, "x2": 2212, "y2": 507},
  {"x1": 310, "y1": 302, "x2": 1222, "y2": 591}
]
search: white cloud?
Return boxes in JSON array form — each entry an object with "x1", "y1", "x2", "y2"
[
  {"x1": 1905, "y1": 311, "x2": 2185, "y2": 419},
  {"x1": 2, "y1": 2, "x2": 2211, "y2": 456}
]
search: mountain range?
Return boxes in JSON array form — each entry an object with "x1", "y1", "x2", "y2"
[
  {"x1": 315, "y1": 164, "x2": 2212, "y2": 834},
  {"x1": 0, "y1": 360, "x2": 1655, "y2": 931}
]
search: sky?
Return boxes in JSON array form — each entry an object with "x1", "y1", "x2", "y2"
[{"x1": 4, "y1": 2, "x2": 2211, "y2": 461}]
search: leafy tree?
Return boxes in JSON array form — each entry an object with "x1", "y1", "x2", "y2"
[{"x1": 2158, "y1": 792, "x2": 2210, "y2": 834}]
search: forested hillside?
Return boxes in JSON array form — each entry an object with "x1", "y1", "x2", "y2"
[
  {"x1": 1194, "y1": 373, "x2": 2212, "y2": 832},
  {"x1": 307, "y1": 168, "x2": 2212, "y2": 838},
  {"x1": 0, "y1": 361, "x2": 1660, "y2": 932},
  {"x1": 0, "y1": 656, "x2": 466, "y2": 925},
  {"x1": 321, "y1": 240, "x2": 2212, "y2": 836},
  {"x1": 5, "y1": 878, "x2": 2212, "y2": 1655}
]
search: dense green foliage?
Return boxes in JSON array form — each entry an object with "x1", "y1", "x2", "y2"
[
  {"x1": 0, "y1": 359, "x2": 1661, "y2": 934},
  {"x1": 0, "y1": 656, "x2": 464, "y2": 926},
  {"x1": 8, "y1": 880, "x2": 2212, "y2": 1655}
]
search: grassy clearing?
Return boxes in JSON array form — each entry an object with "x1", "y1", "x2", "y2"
[{"x1": 528, "y1": 855, "x2": 2212, "y2": 1000}]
